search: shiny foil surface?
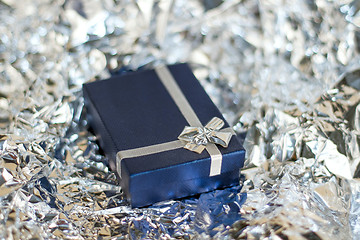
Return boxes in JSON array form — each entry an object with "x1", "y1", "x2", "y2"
[{"x1": 0, "y1": 0, "x2": 360, "y2": 239}]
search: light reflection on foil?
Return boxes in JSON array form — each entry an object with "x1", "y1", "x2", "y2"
[{"x1": 0, "y1": 0, "x2": 360, "y2": 239}]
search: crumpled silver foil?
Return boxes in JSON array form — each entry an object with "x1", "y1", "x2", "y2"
[{"x1": 1, "y1": 0, "x2": 360, "y2": 239}]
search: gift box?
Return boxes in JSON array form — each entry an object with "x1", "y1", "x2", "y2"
[{"x1": 83, "y1": 63, "x2": 245, "y2": 207}]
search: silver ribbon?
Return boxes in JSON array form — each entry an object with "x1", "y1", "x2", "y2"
[
  {"x1": 178, "y1": 117, "x2": 233, "y2": 154},
  {"x1": 117, "y1": 66, "x2": 234, "y2": 177}
]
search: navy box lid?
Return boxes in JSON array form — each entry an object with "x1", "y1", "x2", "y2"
[{"x1": 83, "y1": 63, "x2": 245, "y2": 207}]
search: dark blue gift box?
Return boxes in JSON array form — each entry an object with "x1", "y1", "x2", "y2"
[{"x1": 83, "y1": 63, "x2": 245, "y2": 207}]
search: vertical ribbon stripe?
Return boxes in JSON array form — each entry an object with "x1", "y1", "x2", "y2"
[
  {"x1": 154, "y1": 66, "x2": 203, "y2": 127},
  {"x1": 155, "y1": 66, "x2": 222, "y2": 176},
  {"x1": 116, "y1": 66, "x2": 225, "y2": 177}
]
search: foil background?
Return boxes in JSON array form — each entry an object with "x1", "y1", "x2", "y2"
[{"x1": 0, "y1": 0, "x2": 360, "y2": 239}]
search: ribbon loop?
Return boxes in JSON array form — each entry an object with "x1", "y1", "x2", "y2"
[
  {"x1": 178, "y1": 117, "x2": 233, "y2": 154},
  {"x1": 205, "y1": 116, "x2": 224, "y2": 130}
]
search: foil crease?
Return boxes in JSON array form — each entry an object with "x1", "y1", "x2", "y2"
[{"x1": 0, "y1": 0, "x2": 360, "y2": 239}]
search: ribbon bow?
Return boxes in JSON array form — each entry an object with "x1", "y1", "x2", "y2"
[{"x1": 178, "y1": 117, "x2": 233, "y2": 154}]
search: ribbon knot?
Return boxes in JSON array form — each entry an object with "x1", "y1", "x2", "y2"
[{"x1": 178, "y1": 117, "x2": 233, "y2": 154}]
